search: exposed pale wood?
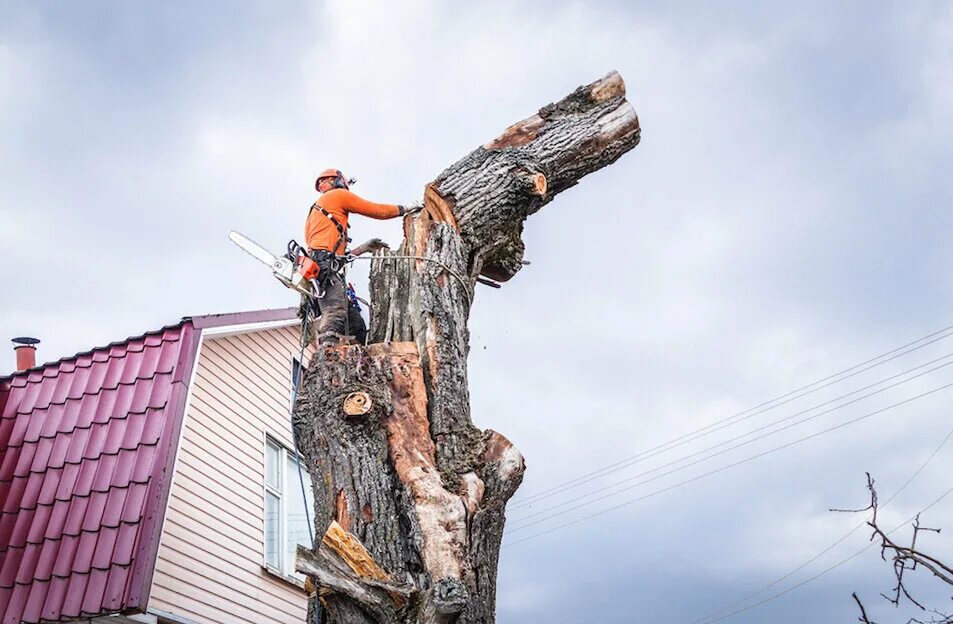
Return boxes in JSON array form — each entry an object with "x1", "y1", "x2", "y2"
[
  {"x1": 343, "y1": 391, "x2": 373, "y2": 416},
  {"x1": 295, "y1": 71, "x2": 639, "y2": 623},
  {"x1": 322, "y1": 521, "x2": 392, "y2": 584}
]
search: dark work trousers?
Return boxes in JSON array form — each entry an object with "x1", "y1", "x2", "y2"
[{"x1": 316, "y1": 273, "x2": 367, "y2": 345}]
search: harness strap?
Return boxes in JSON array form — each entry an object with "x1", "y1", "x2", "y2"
[{"x1": 309, "y1": 202, "x2": 352, "y2": 251}]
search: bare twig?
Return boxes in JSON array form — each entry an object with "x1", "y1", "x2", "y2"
[{"x1": 838, "y1": 474, "x2": 953, "y2": 623}]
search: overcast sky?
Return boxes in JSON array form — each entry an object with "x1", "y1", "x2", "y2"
[{"x1": 3, "y1": 1, "x2": 953, "y2": 622}]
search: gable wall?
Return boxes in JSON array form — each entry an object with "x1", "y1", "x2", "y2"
[{"x1": 148, "y1": 324, "x2": 312, "y2": 624}]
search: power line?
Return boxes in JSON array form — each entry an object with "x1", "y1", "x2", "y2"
[
  {"x1": 506, "y1": 359, "x2": 953, "y2": 532},
  {"x1": 502, "y1": 379, "x2": 953, "y2": 547},
  {"x1": 691, "y1": 478, "x2": 953, "y2": 624},
  {"x1": 510, "y1": 324, "x2": 953, "y2": 510},
  {"x1": 686, "y1": 424, "x2": 953, "y2": 624}
]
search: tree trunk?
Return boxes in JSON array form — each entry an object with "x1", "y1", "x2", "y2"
[{"x1": 293, "y1": 71, "x2": 640, "y2": 624}]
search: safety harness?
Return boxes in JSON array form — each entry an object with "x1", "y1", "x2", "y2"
[{"x1": 309, "y1": 201, "x2": 352, "y2": 253}]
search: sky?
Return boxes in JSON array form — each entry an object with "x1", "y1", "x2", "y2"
[{"x1": 2, "y1": 1, "x2": 953, "y2": 622}]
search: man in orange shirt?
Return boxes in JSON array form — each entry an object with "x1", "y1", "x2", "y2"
[{"x1": 306, "y1": 168, "x2": 418, "y2": 345}]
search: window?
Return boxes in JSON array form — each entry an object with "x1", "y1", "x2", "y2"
[{"x1": 264, "y1": 435, "x2": 315, "y2": 581}]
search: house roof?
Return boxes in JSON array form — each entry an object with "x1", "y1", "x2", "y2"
[{"x1": 0, "y1": 308, "x2": 296, "y2": 623}]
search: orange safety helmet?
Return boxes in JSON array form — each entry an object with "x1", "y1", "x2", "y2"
[{"x1": 315, "y1": 168, "x2": 349, "y2": 192}]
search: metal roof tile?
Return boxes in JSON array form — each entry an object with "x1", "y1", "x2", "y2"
[
  {"x1": 91, "y1": 526, "x2": 118, "y2": 570},
  {"x1": 61, "y1": 496, "x2": 89, "y2": 537},
  {"x1": 0, "y1": 446, "x2": 19, "y2": 481},
  {"x1": 21, "y1": 413, "x2": 44, "y2": 446},
  {"x1": 44, "y1": 499, "x2": 70, "y2": 541},
  {"x1": 28, "y1": 437, "x2": 55, "y2": 474},
  {"x1": 48, "y1": 373, "x2": 74, "y2": 407},
  {"x1": 82, "y1": 422, "x2": 110, "y2": 461},
  {"x1": 112, "y1": 522, "x2": 139, "y2": 566},
  {"x1": 15, "y1": 543, "x2": 42, "y2": 584},
  {"x1": 6, "y1": 507, "x2": 35, "y2": 550},
  {"x1": 37, "y1": 467, "x2": 63, "y2": 506},
  {"x1": 54, "y1": 464, "x2": 80, "y2": 502},
  {"x1": 20, "y1": 577, "x2": 50, "y2": 624},
  {"x1": 0, "y1": 544, "x2": 23, "y2": 587},
  {"x1": 72, "y1": 459, "x2": 99, "y2": 499},
  {"x1": 90, "y1": 455, "x2": 120, "y2": 493},
  {"x1": 50, "y1": 534, "x2": 79, "y2": 577},
  {"x1": 32, "y1": 537, "x2": 59, "y2": 581},
  {"x1": 100, "y1": 487, "x2": 128, "y2": 529},
  {"x1": 17, "y1": 475, "x2": 42, "y2": 512},
  {"x1": 26, "y1": 503, "x2": 53, "y2": 545},
  {"x1": 63, "y1": 426, "x2": 91, "y2": 465},
  {"x1": 129, "y1": 445, "x2": 157, "y2": 483},
  {"x1": 101, "y1": 356, "x2": 127, "y2": 390},
  {"x1": 0, "y1": 513, "x2": 16, "y2": 551},
  {"x1": 60, "y1": 571, "x2": 88, "y2": 617},
  {"x1": 102, "y1": 565, "x2": 131, "y2": 611},
  {"x1": 71, "y1": 530, "x2": 98, "y2": 575},
  {"x1": 0, "y1": 418, "x2": 14, "y2": 449},
  {"x1": 81, "y1": 492, "x2": 109, "y2": 533},
  {"x1": 38, "y1": 403, "x2": 66, "y2": 440},
  {"x1": 120, "y1": 482, "x2": 148, "y2": 524},
  {"x1": 4, "y1": 416, "x2": 28, "y2": 449},
  {"x1": 81, "y1": 568, "x2": 109, "y2": 616},
  {"x1": 1, "y1": 477, "x2": 27, "y2": 514},
  {"x1": 40, "y1": 575, "x2": 70, "y2": 621},
  {"x1": 65, "y1": 365, "x2": 92, "y2": 401},
  {"x1": 1, "y1": 582, "x2": 29, "y2": 624},
  {"x1": 11, "y1": 441, "x2": 37, "y2": 478},
  {"x1": 47, "y1": 435, "x2": 72, "y2": 473}
]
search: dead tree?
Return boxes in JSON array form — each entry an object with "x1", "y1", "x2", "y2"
[
  {"x1": 292, "y1": 71, "x2": 641, "y2": 624},
  {"x1": 837, "y1": 474, "x2": 953, "y2": 624}
]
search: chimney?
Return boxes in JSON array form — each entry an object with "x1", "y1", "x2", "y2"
[{"x1": 12, "y1": 337, "x2": 40, "y2": 372}]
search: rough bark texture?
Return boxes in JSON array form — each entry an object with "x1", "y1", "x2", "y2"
[{"x1": 293, "y1": 71, "x2": 640, "y2": 624}]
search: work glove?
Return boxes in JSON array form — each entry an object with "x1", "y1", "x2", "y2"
[
  {"x1": 351, "y1": 237, "x2": 390, "y2": 256},
  {"x1": 398, "y1": 202, "x2": 424, "y2": 216}
]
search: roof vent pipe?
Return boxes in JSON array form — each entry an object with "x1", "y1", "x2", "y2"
[{"x1": 12, "y1": 337, "x2": 40, "y2": 372}]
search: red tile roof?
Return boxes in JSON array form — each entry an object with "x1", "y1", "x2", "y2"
[
  {"x1": 0, "y1": 323, "x2": 197, "y2": 623},
  {"x1": 0, "y1": 308, "x2": 297, "y2": 623}
]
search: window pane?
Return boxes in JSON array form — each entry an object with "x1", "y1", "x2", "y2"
[
  {"x1": 264, "y1": 491, "x2": 281, "y2": 569},
  {"x1": 285, "y1": 454, "x2": 315, "y2": 576},
  {"x1": 265, "y1": 439, "x2": 281, "y2": 491}
]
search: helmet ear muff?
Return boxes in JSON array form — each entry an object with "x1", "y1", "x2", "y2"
[{"x1": 332, "y1": 177, "x2": 348, "y2": 190}]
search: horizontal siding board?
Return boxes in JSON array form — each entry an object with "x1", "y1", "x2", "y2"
[
  {"x1": 153, "y1": 557, "x2": 302, "y2": 623},
  {"x1": 175, "y1": 452, "x2": 262, "y2": 507},
  {"x1": 188, "y1": 390, "x2": 292, "y2": 460},
  {"x1": 151, "y1": 326, "x2": 309, "y2": 623},
  {"x1": 192, "y1": 366, "x2": 292, "y2": 443},
  {"x1": 183, "y1": 395, "x2": 265, "y2": 468},
  {"x1": 157, "y1": 532, "x2": 304, "y2": 609}
]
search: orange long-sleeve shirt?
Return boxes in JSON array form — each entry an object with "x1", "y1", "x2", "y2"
[{"x1": 305, "y1": 189, "x2": 401, "y2": 254}]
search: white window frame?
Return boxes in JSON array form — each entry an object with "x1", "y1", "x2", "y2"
[{"x1": 263, "y1": 434, "x2": 312, "y2": 585}]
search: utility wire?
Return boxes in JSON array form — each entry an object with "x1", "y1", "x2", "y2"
[
  {"x1": 502, "y1": 379, "x2": 953, "y2": 547},
  {"x1": 691, "y1": 478, "x2": 953, "y2": 624},
  {"x1": 507, "y1": 354, "x2": 953, "y2": 528},
  {"x1": 686, "y1": 424, "x2": 953, "y2": 624},
  {"x1": 510, "y1": 324, "x2": 953, "y2": 510},
  {"x1": 506, "y1": 359, "x2": 953, "y2": 532}
]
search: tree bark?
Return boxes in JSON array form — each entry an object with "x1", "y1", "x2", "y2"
[{"x1": 293, "y1": 71, "x2": 640, "y2": 624}]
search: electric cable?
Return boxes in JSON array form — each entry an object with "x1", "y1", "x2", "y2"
[
  {"x1": 502, "y1": 378, "x2": 953, "y2": 547},
  {"x1": 686, "y1": 424, "x2": 953, "y2": 624},
  {"x1": 510, "y1": 323, "x2": 953, "y2": 510},
  {"x1": 691, "y1": 478, "x2": 953, "y2": 624},
  {"x1": 507, "y1": 354, "x2": 953, "y2": 528}
]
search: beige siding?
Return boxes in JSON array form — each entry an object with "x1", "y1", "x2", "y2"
[{"x1": 150, "y1": 325, "x2": 313, "y2": 624}]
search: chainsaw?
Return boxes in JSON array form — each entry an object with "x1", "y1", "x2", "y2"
[{"x1": 228, "y1": 231, "x2": 322, "y2": 298}]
